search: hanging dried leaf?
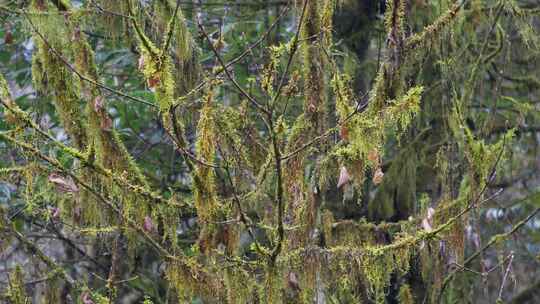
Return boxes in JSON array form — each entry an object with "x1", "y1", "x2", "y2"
[
  {"x1": 421, "y1": 218, "x2": 432, "y2": 232},
  {"x1": 100, "y1": 115, "x2": 113, "y2": 131},
  {"x1": 143, "y1": 216, "x2": 154, "y2": 232},
  {"x1": 307, "y1": 102, "x2": 317, "y2": 113},
  {"x1": 426, "y1": 207, "x2": 435, "y2": 220},
  {"x1": 373, "y1": 167, "x2": 384, "y2": 185},
  {"x1": 51, "y1": 207, "x2": 60, "y2": 219},
  {"x1": 287, "y1": 272, "x2": 300, "y2": 291},
  {"x1": 93, "y1": 96, "x2": 104, "y2": 112},
  {"x1": 421, "y1": 207, "x2": 435, "y2": 232},
  {"x1": 368, "y1": 149, "x2": 380, "y2": 164},
  {"x1": 340, "y1": 125, "x2": 349, "y2": 141},
  {"x1": 4, "y1": 31, "x2": 13, "y2": 45},
  {"x1": 48, "y1": 173, "x2": 79, "y2": 193},
  {"x1": 147, "y1": 75, "x2": 160, "y2": 88},
  {"x1": 81, "y1": 292, "x2": 94, "y2": 304},
  {"x1": 337, "y1": 166, "x2": 350, "y2": 189}
]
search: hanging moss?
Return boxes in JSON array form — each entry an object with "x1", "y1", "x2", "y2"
[
  {"x1": 34, "y1": 42, "x2": 87, "y2": 149},
  {"x1": 5, "y1": 266, "x2": 29, "y2": 304},
  {"x1": 0, "y1": 206, "x2": 10, "y2": 254},
  {"x1": 262, "y1": 266, "x2": 284, "y2": 304},
  {"x1": 405, "y1": 3, "x2": 463, "y2": 52},
  {"x1": 49, "y1": 3, "x2": 152, "y2": 231},
  {"x1": 435, "y1": 198, "x2": 466, "y2": 264},
  {"x1": 154, "y1": 0, "x2": 194, "y2": 61},
  {"x1": 301, "y1": 0, "x2": 328, "y2": 133},
  {"x1": 193, "y1": 88, "x2": 219, "y2": 227},
  {"x1": 399, "y1": 283, "x2": 415, "y2": 304},
  {"x1": 90, "y1": 0, "x2": 130, "y2": 42},
  {"x1": 166, "y1": 258, "x2": 225, "y2": 303},
  {"x1": 358, "y1": 249, "x2": 394, "y2": 303},
  {"x1": 30, "y1": 47, "x2": 45, "y2": 95},
  {"x1": 0, "y1": 71, "x2": 19, "y2": 125},
  {"x1": 43, "y1": 278, "x2": 62, "y2": 304},
  {"x1": 27, "y1": 2, "x2": 87, "y2": 148},
  {"x1": 224, "y1": 267, "x2": 255, "y2": 303}
]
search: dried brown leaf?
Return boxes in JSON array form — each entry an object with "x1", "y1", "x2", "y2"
[
  {"x1": 337, "y1": 166, "x2": 350, "y2": 189},
  {"x1": 48, "y1": 173, "x2": 79, "y2": 193}
]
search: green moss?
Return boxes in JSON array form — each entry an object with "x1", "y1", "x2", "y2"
[
  {"x1": 5, "y1": 266, "x2": 29, "y2": 304},
  {"x1": 193, "y1": 89, "x2": 218, "y2": 225},
  {"x1": 405, "y1": 3, "x2": 463, "y2": 51},
  {"x1": 34, "y1": 41, "x2": 87, "y2": 149},
  {"x1": 399, "y1": 283, "x2": 415, "y2": 304},
  {"x1": 359, "y1": 249, "x2": 394, "y2": 304},
  {"x1": 166, "y1": 258, "x2": 225, "y2": 302},
  {"x1": 301, "y1": 1, "x2": 328, "y2": 133}
]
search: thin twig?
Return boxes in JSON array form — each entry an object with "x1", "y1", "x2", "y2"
[{"x1": 498, "y1": 252, "x2": 514, "y2": 301}]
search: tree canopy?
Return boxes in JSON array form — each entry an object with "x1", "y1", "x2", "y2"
[{"x1": 1, "y1": 0, "x2": 540, "y2": 303}]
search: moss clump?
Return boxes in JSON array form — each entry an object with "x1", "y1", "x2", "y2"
[
  {"x1": 5, "y1": 266, "x2": 29, "y2": 304},
  {"x1": 399, "y1": 283, "x2": 415, "y2": 304}
]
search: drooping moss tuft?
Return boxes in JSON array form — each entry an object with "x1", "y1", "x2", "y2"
[
  {"x1": 398, "y1": 283, "x2": 415, "y2": 304},
  {"x1": 5, "y1": 266, "x2": 29, "y2": 304}
]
